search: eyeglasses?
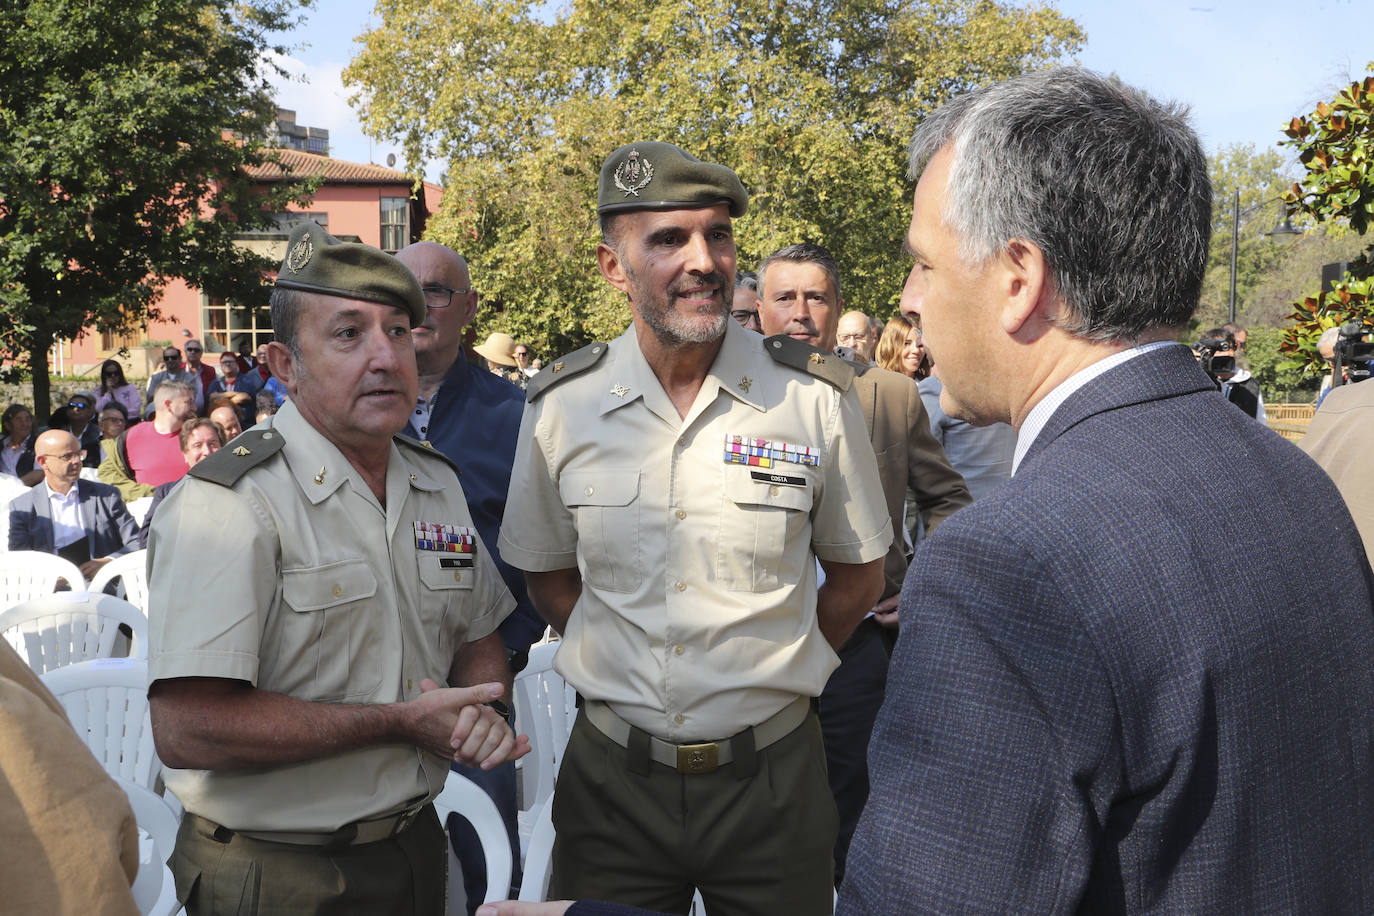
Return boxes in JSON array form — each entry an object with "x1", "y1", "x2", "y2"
[
  {"x1": 837, "y1": 333, "x2": 868, "y2": 344},
  {"x1": 100, "y1": 415, "x2": 126, "y2": 425},
  {"x1": 38, "y1": 450, "x2": 84, "y2": 463},
  {"x1": 185, "y1": 347, "x2": 202, "y2": 354},
  {"x1": 514, "y1": 350, "x2": 530, "y2": 358},
  {"x1": 421, "y1": 285, "x2": 469, "y2": 308},
  {"x1": 164, "y1": 353, "x2": 180, "y2": 361},
  {"x1": 67, "y1": 401, "x2": 92, "y2": 410},
  {"x1": 731, "y1": 310, "x2": 759, "y2": 322},
  {"x1": 102, "y1": 371, "x2": 120, "y2": 378}
]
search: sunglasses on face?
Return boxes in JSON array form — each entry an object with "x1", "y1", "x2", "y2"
[{"x1": 68, "y1": 401, "x2": 92, "y2": 410}]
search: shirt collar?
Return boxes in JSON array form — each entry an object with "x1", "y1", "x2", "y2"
[
  {"x1": 599, "y1": 319, "x2": 766, "y2": 419},
  {"x1": 43, "y1": 479, "x2": 79, "y2": 503},
  {"x1": 1012, "y1": 340, "x2": 1177, "y2": 474}
]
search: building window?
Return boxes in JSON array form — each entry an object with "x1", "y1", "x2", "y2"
[
  {"x1": 202, "y1": 296, "x2": 274, "y2": 355},
  {"x1": 380, "y1": 197, "x2": 409, "y2": 252}
]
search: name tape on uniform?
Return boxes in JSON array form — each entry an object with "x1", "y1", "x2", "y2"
[{"x1": 723, "y1": 435, "x2": 820, "y2": 469}]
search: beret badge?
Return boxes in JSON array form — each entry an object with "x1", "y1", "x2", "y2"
[
  {"x1": 613, "y1": 150, "x2": 654, "y2": 198},
  {"x1": 286, "y1": 235, "x2": 314, "y2": 273}
]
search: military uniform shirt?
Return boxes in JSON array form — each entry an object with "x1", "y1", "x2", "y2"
[
  {"x1": 147, "y1": 401, "x2": 513, "y2": 832},
  {"x1": 498, "y1": 320, "x2": 891, "y2": 741}
]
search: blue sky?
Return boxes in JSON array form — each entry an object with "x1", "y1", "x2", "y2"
[{"x1": 271, "y1": 0, "x2": 1373, "y2": 179}]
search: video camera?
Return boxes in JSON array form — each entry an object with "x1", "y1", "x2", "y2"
[
  {"x1": 1333, "y1": 322, "x2": 1374, "y2": 387},
  {"x1": 1194, "y1": 336, "x2": 1235, "y2": 383}
]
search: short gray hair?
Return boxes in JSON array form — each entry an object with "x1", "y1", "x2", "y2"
[
  {"x1": 269, "y1": 286, "x2": 306, "y2": 359},
  {"x1": 757, "y1": 244, "x2": 842, "y2": 301},
  {"x1": 153, "y1": 378, "x2": 196, "y2": 404},
  {"x1": 734, "y1": 270, "x2": 758, "y2": 293},
  {"x1": 908, "y1": 67, "x2": 1211, "y2": 343}
]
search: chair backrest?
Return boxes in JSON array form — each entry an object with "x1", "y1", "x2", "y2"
[
  {"x1": 432, "y1": 770, "x2": 513, "y2": 906},
  {"x1": 42, "y1": 657, "x2": 162, "y2": 790},
  {"x1": 125, "y1": 497, "x2": 154, "y2": 528},
  {"x1": 88, "y1": 549, "x2": 150, "y2": 611},
  {"x1": 516, "y1": 796, "x2": 557, "y2": 902},
  {"x1": 0, "y1": 593, "x2": 148, "y2": 674},
  {"x1": 513, "y1": 642, "x2": 578, "y2": 813},
  {"x1": 111, "y1": 776, "x2": 180, "y2": 865},
  {"x1": 0, "y1": 551, "x2": 86, "y2": 603}
]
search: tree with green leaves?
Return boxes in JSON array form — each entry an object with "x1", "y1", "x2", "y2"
[
  {"x1": 345, "y1": 0, "x2": 1083, "y2": 356},
  {"x1": 1278, "y1": 68, "x2": 1374, "y2": 376},
  {"x1": 0, "y1": 0, "x2": 315, "y2": 421}
]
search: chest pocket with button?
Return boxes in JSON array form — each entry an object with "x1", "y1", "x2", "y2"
[
  {"x1": 279, "y1": 559, "x2": 379, "y2": 702},
  {"x1": 717, "y1": 468, "x2": 816, "y2": 592},
  {"x1": 417, "y1": 550, "x2": 475, "y2": 656},
  {"x1": 560, "y1": 469, "x2": 641, "y2": 593}
]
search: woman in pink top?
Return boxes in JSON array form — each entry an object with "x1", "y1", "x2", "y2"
[{"x1": 93, "y1": 359, "x2": 141, "y2": 418}]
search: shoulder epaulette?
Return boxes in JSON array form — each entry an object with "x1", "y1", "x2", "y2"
[
  {"x1": 394, "y1": 432, "x2": 461, "y2": 475},
  {"x1": 525, "y1": 341, "x2": 610, "y2": 402},
  {"x1": 762, "y1": 335, "x2": 855, "y2": 392},
  {"x1": 189, "y1": 427, "x2": 286, "y2": 487}
]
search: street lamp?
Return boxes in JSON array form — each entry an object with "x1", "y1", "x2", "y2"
[{"x1": 1228, "y1": 187, "x2": 1302, "y2": 324}]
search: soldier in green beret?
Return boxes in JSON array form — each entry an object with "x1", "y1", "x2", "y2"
[
  {"x1": 147, "y1": 221, "x2": 530, "y2": 915},
  {"x1": 499, "y1": 143, "x2": 891, "y2": 913}
]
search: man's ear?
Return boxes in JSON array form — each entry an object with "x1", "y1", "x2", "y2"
[
  {"x1": 457, "y1": 291, "x2": 480, "y2": 329},
  {"x1": 265, "y1": 341, "x2": 297, "y2": 391},
  {"x1": 597, "y1": 243, "x2": 631, "y2": 295},
  {"x1": 997, "y1": 239, "x2": 1050, "y2": 336}
]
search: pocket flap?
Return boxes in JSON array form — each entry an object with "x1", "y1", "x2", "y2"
[
  {"x1": 282, "y1": 559, "x2": 378, "y2": 612},
  {"x1": 418, "y1": 554, "x2": 476, "y2": 590},
  {"x1": 723, "y1": 468, "x2": 814, "y2": 512},
  {"x1": 560, "y1": 470, "x2": 639, "y2": 507}
]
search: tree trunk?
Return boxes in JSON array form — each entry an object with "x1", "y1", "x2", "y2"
[{"x1": 28, "y1": 334, "x2": 52, "y2": 426}]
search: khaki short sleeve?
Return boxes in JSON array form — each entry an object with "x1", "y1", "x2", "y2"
[
  {"x1": 146, "y1": 478, "x2": 277, "y2": 685},
  {"x1": 811, "y1": 386, "x2": 892, "y2": 564},
  {"x1": 498, "y1": 399, "x2": 580, "y2": 572}
]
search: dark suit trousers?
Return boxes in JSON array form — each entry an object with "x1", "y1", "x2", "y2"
[{"x1": 817, "y1": 617, "x2": 889, "y2": 886}]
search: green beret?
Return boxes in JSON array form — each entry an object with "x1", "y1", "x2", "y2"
[
  {"x1": 597, "y1": 142, "x2": 748, "y2": 218},
  {"x1": 273, "y1": 222, "x2": 426, "y2": 326}
]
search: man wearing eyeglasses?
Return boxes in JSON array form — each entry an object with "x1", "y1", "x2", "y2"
[
  {"x1": 182, "y1": 340, "x2": 215, "y2": 404},
  {"x1": 144, "y1": 346, "x2": 204, "y2": 419},
  {"x1": 395, "y1": 240, "x2": 545, "y2": 909},
  {"x1": 8, "y1": 429, "x2": 138, "y2": 580},
  {"x1": 60, "y1": 394, "x2": 102, "y2": 467}
]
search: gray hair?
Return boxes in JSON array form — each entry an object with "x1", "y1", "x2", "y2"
[
  {"x1": 908, "y1": 67, "x2": 1211, "y2": 342},
  {"x1": 734, "y1": 270, "x2": 758, "y2": 293},
  {"x1": 269, "y1": 286, "x2": 306, "y2": 359},
  {"x1": 757, "y1": 243, "x2": 842, "y2": 301}
]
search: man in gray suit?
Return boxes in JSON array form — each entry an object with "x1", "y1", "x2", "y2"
[{"x1": 9, "y1": 429, "x2": 138, "y2": 580}]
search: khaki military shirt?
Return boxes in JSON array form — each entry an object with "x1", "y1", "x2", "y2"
[
  {"x1": 499, "y1": 321, "x2": 891, "y2": 741},
  {"x1": 147, "y1": 402, "x2": 512, "y2": 832}
]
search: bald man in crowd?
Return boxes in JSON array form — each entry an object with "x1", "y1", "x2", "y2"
[{"x1": 9, "y1": 429, "x2": 138, "y2": 579}]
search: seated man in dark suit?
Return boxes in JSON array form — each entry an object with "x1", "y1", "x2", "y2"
[{"x1": 9, "y1": 429, "x2": 138, "y2": 581}]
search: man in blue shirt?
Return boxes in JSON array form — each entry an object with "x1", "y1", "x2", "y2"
[{"x1": 396, "y1": 240, "x2": 542, "y2": 909}]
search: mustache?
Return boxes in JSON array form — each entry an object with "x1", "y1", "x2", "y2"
[{"x1": 671, "y1": 272, "x2": 729, "y2": 297}]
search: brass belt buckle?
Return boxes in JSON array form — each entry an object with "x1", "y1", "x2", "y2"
[{"x1": 676, "y1": 742, "x2": 720, "y2": 774}]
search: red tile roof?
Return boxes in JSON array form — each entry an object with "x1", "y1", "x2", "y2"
[{"x1": 245, "y1": 148, "x2": 414, "y2": 184}]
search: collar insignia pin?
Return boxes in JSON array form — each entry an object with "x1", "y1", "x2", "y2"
[
  {"x1": 409, "y1": 473, "x2": 418, "y2": 483},
  {"x1": 613, "y1": 150, "x2": 654, "y2": 198},
  {"x1": 611, "y1": 384, "x2": 630, "y2": 398},
  {"x1": 313, "y1": 467, "x2": 326, "y2": 485},
  {"x1": 232, "y1": 446, "x2": 251, "y2": 457},
  {"x1": 552, "y1": 362, "x2": 565, "y2": 373},
  {"x1": 809, "y1": 353, "x2": 825, "y2": 365},
  {"x1": 739, "y1": 376, "x2": 752, "y2": 393}
]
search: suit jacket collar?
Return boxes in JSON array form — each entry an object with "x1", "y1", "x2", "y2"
[{"x1": 1020, "y1": 344, "x2": 1213, "y2": 468}]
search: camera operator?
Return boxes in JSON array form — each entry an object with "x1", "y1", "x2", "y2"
[{"x1": 1195, "y1": 327, "x2": 1265, "y2": 421}]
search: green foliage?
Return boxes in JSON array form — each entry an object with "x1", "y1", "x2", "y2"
[
  {"x1": 1278, "y1": 68, "x2": 1374, "y2": 374},
  {"x1": 345, "y1": 0, "x2": 1083, "y2": 356},
  {"x1": 1244, "y1": 325, "x2": 1315, "y2": 400},
  {"x1": 0, "y1": 0, "x2": 316, "y2": 419}
]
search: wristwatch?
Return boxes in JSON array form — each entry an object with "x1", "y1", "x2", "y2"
[{"x1": 485, "y1": 699, "x2": 514, "y2": 725}]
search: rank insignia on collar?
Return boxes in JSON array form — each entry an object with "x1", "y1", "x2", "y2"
[
  {"x1": 232, "y1": 446, "x2": 251, "y2": 457},
  {"x1": 552, "y1": 362, "x2": 565, "y2": 374},
  {"x1": 286, "y1": 236, "x2": 313, "y2": 272},
  {"x1": 611, "y1": 384, "x2": 630, "y2": 398},
  {"x1": 313, "y1": 467, "x2": 326, "y2": 485},
  {"x1": 809, "y1": 353, "x2": 825, "y2": 365},
  {"x1": 739, "y1": 376, "x2": 752, "y2": 393},
  {"x1": 613, "y1": 149, "x2": 654, "y2": 198}
]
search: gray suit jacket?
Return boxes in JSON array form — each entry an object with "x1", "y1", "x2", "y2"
[
  {"x1": 8, "y1": 478, "x2": 139, "y2": 559},
  {"x1": 843, "y1": 344, "x2": 1374, "y2": 913}
]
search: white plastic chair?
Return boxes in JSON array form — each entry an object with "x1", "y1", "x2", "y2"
[
  {"x1": 0, "y1": 593, "x2": 147, "y2": 674},
  {"x1": 0, "y1": 550, "x2": 86, "y2": 604},
  {"x1": 513, "y1": 642, "x2": 577, "y2": 821},
  {"x1": 516, "y1": 796, "x2": 556, "y2": 901},
  {"x1": 89, "y1": 549, "x2": 150, "y2": 611},
  {"x1": 126, "y1": 497, "x2": 154, "y2": 528},
  {"x1": 42, "y1": 657, "x2": 162, "y2": 790},
  {"x1": 433, "y1": 770, "x2": 514, "y2": 907}
]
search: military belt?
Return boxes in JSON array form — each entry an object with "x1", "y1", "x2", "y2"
[
  {"x1": 583, "y1": 695, "x2": 810, "y2": 775},
  {"x1": 195, "y1": 803, "x2": 429, "y2": 848}
]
